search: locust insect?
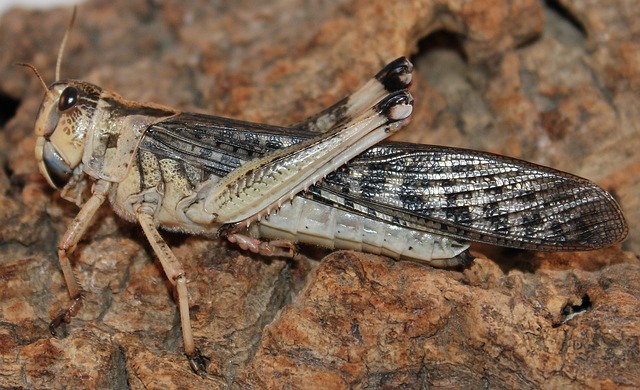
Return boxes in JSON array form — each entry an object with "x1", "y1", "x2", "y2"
[{"x1": 22, "y1": 10, "x2": 627, "y2": 376}]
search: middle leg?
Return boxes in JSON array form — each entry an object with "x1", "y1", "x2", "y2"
[{"x1": 136, "y1": 207, "x2": 209, "y2": 376}]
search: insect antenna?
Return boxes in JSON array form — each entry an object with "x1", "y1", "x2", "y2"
[
  {"x1": 55, "y1": 6, "x2": 77, "y2": 81},
  {"x1": 15, "y1": 7, "x2": 77, "y2": 96},
  {"x1": 15, "y1": 62, "x2": 52, "y2": 98}
]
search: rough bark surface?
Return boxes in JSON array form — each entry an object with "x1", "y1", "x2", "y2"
[{"x1": 0, "y1": 0, "x2": 638, "y2": 389}]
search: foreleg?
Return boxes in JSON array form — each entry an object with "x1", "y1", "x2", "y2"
[{"x1": 50, "y1": 180, "x2": 110, "y2": 334}]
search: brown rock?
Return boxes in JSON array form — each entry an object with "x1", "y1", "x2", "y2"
[
  {"x1": 0, "y1": 0, "x2": 637, "y2": 389},
  {"x1": 237, "y1": 251, "x2": 639, "y2": 388}
]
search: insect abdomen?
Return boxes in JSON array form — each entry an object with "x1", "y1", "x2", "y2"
[{"x1": 254, "y1": 196, "x2": 470, "y2": 266}]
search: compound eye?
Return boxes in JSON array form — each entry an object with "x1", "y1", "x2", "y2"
[{"x1": 58, "y1": 86, "x2": 79, "y2": 111}]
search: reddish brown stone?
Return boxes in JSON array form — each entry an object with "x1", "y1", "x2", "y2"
[{"x1": 0, "y1": 1, "x2": 637, "y2": 389}]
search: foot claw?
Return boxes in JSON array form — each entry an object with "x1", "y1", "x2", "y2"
[
  {"x1": 49, "y1": 296, "x2": 83, "y2": 337},
  {"x1": 49, "y1": 312, "x2": 69, "y2": 337},
  {"x1": 187, "y1": 348, "x2": 210, "y2": 377}
]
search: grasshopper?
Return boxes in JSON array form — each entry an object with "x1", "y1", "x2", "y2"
[{"x1": 22, "y1": 11, "x2": 627, "y2": 375}]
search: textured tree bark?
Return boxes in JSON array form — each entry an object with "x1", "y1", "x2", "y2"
[{"x1": 0, "y1": 0, "x2": 638, "y2": 389}]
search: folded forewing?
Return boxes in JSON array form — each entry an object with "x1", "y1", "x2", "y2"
[{"x1": 140, "y1": 113, "x2": 627, "y2": 251}]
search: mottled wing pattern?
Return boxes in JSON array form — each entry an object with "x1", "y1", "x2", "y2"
[
  {"x1": 307, "y1": 143, "x2": 627, "y2": 251},
  {"x1": 139, "y1": 113, "x2": 308, "y2": 179},
  {"x1": 141, "y1": 113, "x2": 627, "y2": 251}
]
